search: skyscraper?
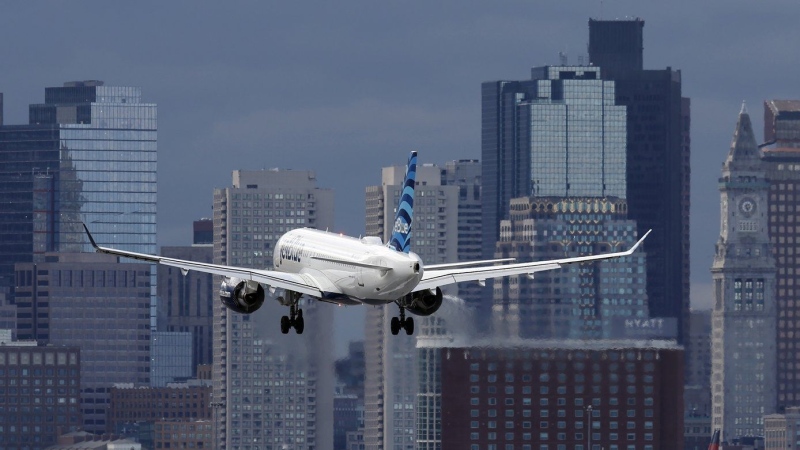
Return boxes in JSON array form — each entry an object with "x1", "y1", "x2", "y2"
[
  {"x1": 481, "y1": 65, "x2": 626, "y2": 261},
  {"x1": 0, "y1": 79, "x2": 157, "y2": 311},
  {"x1": 760, "y1": 100, "x2": 800, "y2": 410},
  {"x1": 711, "y1": 105, "x2": 777, "y2": 441},
  {"x1": 482, "y1": 64, "x2": 645, "y2": 341},
  {"x1": 364, "y1": 159, "x2": 481, "y2": 450},
  {"x1": 481, "y1": 64, "x2": 630, "y2": 342},
  {"x1": 588, "y1": 19, "x2": 691, "y2": 346},
  {"x1": 212, "y1": 169, "x2": 334, "y2": 450}
]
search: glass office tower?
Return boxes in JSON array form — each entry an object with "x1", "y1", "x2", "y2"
[
  {"x1": 526, "y1": 66, "x2": 626, "y2": 198},
  {"x1": 589, "y1": 19, "x2": 691, "y2": 347},
  {"x1": 482, "y1": 66, "x2": 626, "y2": 262},
  {"x1": 28, "y1": 81, "x2": 157, "y2": 253},
  {"x1": 0, "y1": 80, "x2": 157, "y2": 304}
]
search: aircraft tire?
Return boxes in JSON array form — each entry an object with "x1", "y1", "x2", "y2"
[
  {"x1": 295, "y1": 316, "x2": 305, "y2": 334},
  {"x1": 390, "y1": 317, "x2": 401, "y2": 335},
  {"x1": 404, "y1": 317, "x2": 414, "y2": 335},
  {"x1": 280, "y1": 316, "x2": 291, "y2": 334}
]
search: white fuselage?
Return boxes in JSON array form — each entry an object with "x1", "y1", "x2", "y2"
[{"x1": 273, "y1": 228, "x2": 423, "y2": 305}]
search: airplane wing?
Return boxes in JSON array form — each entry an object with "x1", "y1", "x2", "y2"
[
  {"x1": 82, "y1": 224, "x2": 323, "y2": 297},
  {"x1": 414, "y1": 230, "x2": 651, "y2": 292}
]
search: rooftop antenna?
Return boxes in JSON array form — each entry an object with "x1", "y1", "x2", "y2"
[{"x1": 559, "y1": 51, "x2": 568, "y2": 66}]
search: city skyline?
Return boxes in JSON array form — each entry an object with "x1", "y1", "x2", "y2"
[
  {"x1": 1, "y1": 2, "x2": 798, "y2": 325},
  {"x1": 0, "y1": 3, "x2": 797, "y2": 447}
]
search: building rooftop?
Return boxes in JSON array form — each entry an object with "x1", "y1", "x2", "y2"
[
  {"x1": 767, "y1": 99, "x2": 800, "y2": 113},
  {"x1": 417, "y1": 336, "x2": 681, "y2": 350}
]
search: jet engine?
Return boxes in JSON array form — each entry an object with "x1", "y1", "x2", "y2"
[
  {"x1": 405, "y1": 287, "x2": 443, "y2": 316},
  {"x1": 219, "y1": 277, "x2": 265, "y2": 314}
]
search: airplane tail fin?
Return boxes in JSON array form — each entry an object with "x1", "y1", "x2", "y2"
[{"x1": 388, "y1": 151, "x2": 417, "y2": 253}]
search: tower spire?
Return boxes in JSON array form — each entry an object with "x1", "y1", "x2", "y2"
[{"x1": 726, "y1": 104, "x2": 759, "y2": 167}]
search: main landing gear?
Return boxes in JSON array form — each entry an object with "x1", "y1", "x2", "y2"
[
  {"x1": 390, "y1": 306, "x2": 414, "y2": 336},
  {"x1": 278, "y1": 291, "x2": 304, "y2": 335}
]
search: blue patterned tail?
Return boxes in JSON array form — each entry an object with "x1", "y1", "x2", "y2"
[{"x1": 388, "y1": 151, "x2": 417, "y2": 253}]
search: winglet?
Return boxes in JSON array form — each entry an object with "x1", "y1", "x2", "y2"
[
  {"x1": 388, "y1": 151, "x2": 417, "y2": 253},
  {"x1": 626, "y1": 229, "x2": 652, "y2": 255},
  {"x1": 82, "y1": 222, "x2": 100, "y2": 251}
]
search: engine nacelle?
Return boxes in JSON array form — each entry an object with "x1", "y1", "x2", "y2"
[
  {"x1": 405, "y1": 287, "x2": 443, "y2": 317},
  {"x1": 219, "y1": 278, "x2": 265, "y2": 314}
]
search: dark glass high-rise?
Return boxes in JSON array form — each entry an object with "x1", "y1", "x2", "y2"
[{"x1": 0, "y1": 80, "x2": 157, "y2": 304}]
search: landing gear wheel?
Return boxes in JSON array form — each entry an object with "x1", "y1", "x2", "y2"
[
  {"x1": 280, "y1": 316, "x2": 291, "y2": 334},
  {"x1": 390, "y1": 317, "x2": 401, "y2": 335},
  {"x1": 404, "y1": 316, "x2": 414, "y2": 335},
  {"x1": 280, "y1": 293, "x2": 305, "y2": 335}
]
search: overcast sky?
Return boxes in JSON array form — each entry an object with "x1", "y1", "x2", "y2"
[{"x1": 2, "y1": 1, "x2": 799, "y2": 354}]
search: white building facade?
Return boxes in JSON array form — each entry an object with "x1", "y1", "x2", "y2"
[{"x1": 212, "y1": 169, "x2": 335, "y2": 450}]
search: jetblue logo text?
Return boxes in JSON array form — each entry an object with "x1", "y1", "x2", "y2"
[
  {"x1": 280, "y1": 238, "x2": 305, "y2": 264},
  {"x1": 393, "y1": 218, "x2": 409, "y2": 235}
]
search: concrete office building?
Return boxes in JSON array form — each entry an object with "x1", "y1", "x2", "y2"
[
  {"x1": 212, "y1": 169, "x2": 334, "y2": 449},
  {"x1": 0, "y1": 80, "x2": 157, "y2": 310},
  {"x1": 417, "y1": 337, "x2": 684, "y2": 450},
  {"x1": 364, "y1": 160, "x2": 481, "y2": 450},
  {"x1": 14, "y1": 252, "x2": 151, "y2": 433},
  {"x1": 46, "y1": 433, "x2": 142, "y2": 450},
  {"x1": 154, "y1": 420, "x2": 213, "y2": 449},
  {"x1": 588, "y1": 19, "x2": 691, "y2": 347},
  {"x1": 764, "y1": 406, "x2": 800, "y2": 450},
  {"x1": 685, "y1": 310, "x2": 712, "y2": 417},
  {"x1": 0, "y1": 343, "x2": 82, "y2": 449},
  {"x1": 108, "y1": 383, "x2": 212, "y2": 433},
  {"x1": 760, "y1": 100, "x2": 800, "y2": 410},
  {"x1": 493, "y1": 196, "x2": 650, "y2": 340},
  {"x1": 711, "y1": 106, "x2": 777, "y2": 441}
]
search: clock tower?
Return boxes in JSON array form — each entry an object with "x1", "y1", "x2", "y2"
[{"x1": 711, "y1": 104, "x2": 777, "y2": 442}]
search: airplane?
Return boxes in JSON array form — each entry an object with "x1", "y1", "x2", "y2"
[{"x1": 82, "y1": 151, "x2": 651, "y2": 336}]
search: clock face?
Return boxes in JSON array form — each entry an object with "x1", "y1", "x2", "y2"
[{"x1": 739, "y1": 198, "x2": 756, "y2": 217}]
